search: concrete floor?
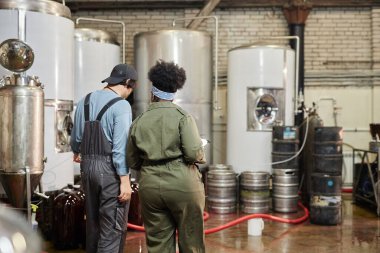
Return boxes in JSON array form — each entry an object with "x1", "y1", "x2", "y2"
[{"x1": 43, "y1": 193, "x2": 380, "y2": 253}]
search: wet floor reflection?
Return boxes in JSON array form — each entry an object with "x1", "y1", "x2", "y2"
[{"x1": 43, "y1": 194, "x2": 380, "y2": 253}]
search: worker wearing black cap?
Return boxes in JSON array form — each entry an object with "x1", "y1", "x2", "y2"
[
  {"x1": 127, "y1": 60, "x2": 206, "y2": 253},
  {"x1": 71, "y1": 63, "x2": 138, "y2": 253}
]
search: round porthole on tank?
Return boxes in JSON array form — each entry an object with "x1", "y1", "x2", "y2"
[
  {"x1": 0, "y1": 39, "x2": 34, "y2": 72},
  {"x1": 247, "y1": 87, "x2": 284, "y2": 131},
  {"x1": 255, "y1": 93, "x2": 278, "y2": 125}
]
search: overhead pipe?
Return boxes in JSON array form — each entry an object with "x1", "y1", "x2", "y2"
[
  {"x1": 172, "y1": 16, "x2": 220, "y2": 110},
  {"x1": 283, "y1": 2, "x2": 312, "y2": 125},
  {"x1": 256, "y1": 36, "x2": 300, "y2": 118},
  {"x1": 75, "y1": 17, "x2": 126, "y2": 63},
  {"x1": 18, "y1": 9, "x2": 26, "y2": 77},
  {"x1": 186, "y1": 0, "x2": 221, "y2": 29}
]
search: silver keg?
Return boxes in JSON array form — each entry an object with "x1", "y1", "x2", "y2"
[
  {"x1": 240, "y1": 171, "x2": 270, "y2": 214},
  {"x1": 207, "y1": 170, "x2": 237, "y2": 214},
  {"x1": 272, "y1": 169, "x2": 299, "y2": 213}
]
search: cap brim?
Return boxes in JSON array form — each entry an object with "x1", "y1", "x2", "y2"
[{"x1": 101, "y1": 76, "x2": 125, "y2": 84}]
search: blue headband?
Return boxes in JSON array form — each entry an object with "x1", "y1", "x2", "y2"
[{"x1": 152, "y1": 86, "x2": 176, "y2": 100}]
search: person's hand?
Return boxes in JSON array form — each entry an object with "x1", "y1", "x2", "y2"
[
  {"x1": 118, "y1": 175, "x2": 132, "y2": 202},
  {"x1": 73, "y1": 153, "x2": 81, "y2": 163}
]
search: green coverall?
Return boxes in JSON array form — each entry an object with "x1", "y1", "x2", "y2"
[{"x1": 126, "y1": 101, "x2": 206, "y2": 253}]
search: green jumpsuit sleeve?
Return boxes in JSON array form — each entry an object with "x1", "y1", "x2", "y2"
[
  {"x1": 179, "y1": 114, "x2": 206, "y2": 164},
  {"x1": 126, "y1": 123, "x2": 143, "y2": 170}
]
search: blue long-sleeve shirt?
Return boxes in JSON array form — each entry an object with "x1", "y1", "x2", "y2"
[{"x1": 70, "y1": 89, "x2": 132, "y2": 175}]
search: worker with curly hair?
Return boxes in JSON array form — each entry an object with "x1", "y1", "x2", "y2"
[{"x1": 126, "y1": 60, "x2": 206, "y2": 253}]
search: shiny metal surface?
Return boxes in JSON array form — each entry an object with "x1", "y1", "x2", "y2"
[
  {"x1": 0, "y1": 74, "x2": 44, "y2": 208},
  {"x1": 74, "y1": 28, "x2": 119, "y2": 45},
  {"x1": 0, "y1": 0, "x2": 71, "y2": 19},
  {"x1": 0, "y1": 39, "x2": 34, "y2": 72},
  {"x1": 74, "y1": 28, "x2": 120, "y2": 103},
  {"x1": 247, "y1": 88, "x2": 285, "y2": 131},
  {"x1": 45, "y1": 99, "x2": 73, "y2": 153},
  {"x1": 75, "y1": 18, "x2": 125, "y2": 62},
  {"x1": 229, "y1": 42, "x2": 292, "y2": 52},
  {"x1": 0, "y1": 204, "x2": 42, "y2": 253},
  {"x1": 207, "y1": 170, "x2": 237, "y2": 214},
  {"x1": 134, "y1": 29, "x2": 213, "y2": 161},
  {"x1": 227, "y1": 45, "x2": 295, "y2": 174},
  {"x1": 0, "y1": 0, "x2": 75, "y2": 191}
]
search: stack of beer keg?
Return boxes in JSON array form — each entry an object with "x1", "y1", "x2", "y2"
[
  {"x1": 271, "y1": 126, "x2": 300, "y2": 213},
  {"x1": 206, "y1": 164, "x2": 237, "y2": 214},
  {"x1": 310, "y1": 127, "x2": 343, "y2": 225},
  {"x1": 239, "y1": 171, "x2": 270, "y2": 213}
]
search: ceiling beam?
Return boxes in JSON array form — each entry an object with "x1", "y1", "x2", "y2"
[{"x1": 65, "y1": 0, "x2": 380, "y2": 12}]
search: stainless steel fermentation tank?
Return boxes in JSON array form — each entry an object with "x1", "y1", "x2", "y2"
[
  {"x1": 0, "y1": 39, "x2": 44, "y2": 209},
  {"x1": 227, "y1": 44, "x2": 296, "y2": 174},
  {"x1": 73, "y1": 28, "x2": 120, "y2": 175},
  {"x1": 74, "y1": 28, "x2": 121, "y2": 104},
  {"x1": 134, "y1": 29, "x2": 213, "y2": 162},
  {"x1": 0, "y1": 0, "x2": 75, "y2": 192}
]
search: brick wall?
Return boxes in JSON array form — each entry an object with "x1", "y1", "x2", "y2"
[
  {"x1": 373, "y1": 7, "x2": 380, "y2": 71},
  {"x1": 72, "y1": 6, "x2": 375, "y2": 75},
  {"x1": 306, "y1": 8, "x2": 372, "y2": 72}
]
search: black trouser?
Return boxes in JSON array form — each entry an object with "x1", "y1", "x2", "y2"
[{"x1": 81, "y1": 156, "x2": 130, "y2": 253}]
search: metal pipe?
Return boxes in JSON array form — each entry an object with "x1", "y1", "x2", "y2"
[
  {"x1": 261, "y1": 36, "x2": 300, "y2": 117},
  {"x1": 318, "y1": 97, "x2": 339, "y2": 126},
  {"x1": 305, "y1": 83, "x2": 380, "y2": 87},
  {"x1": 342, "y1": 128, "x2": 369, "y2": 132},
  {"x1": 187, "y1": 0, "x2": 221, "y2": 29},
  {"x1": 25, "y1": 167, "x2": 31, "y2": 224},
  {"x1": 306, "y1": 71, "x2": 380, "y2": 78},
  {"x1": 33, "y1": 191, "x2": 49, "y2": 200},
  {"x1": 75, "y1": 17, "x2": 126, "y2": 63},
  {"x1": 172, "y1": 15, "x2": 220, "y2": 110},
  {"x1": 18, "y1": 10, "x2": 26, "y2": 77}
]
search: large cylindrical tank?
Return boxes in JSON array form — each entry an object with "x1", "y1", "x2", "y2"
[
  {"x1": 227, "y1": 44, "x2": 295, "y2": 174},
  {"x1": 0, "y1": 75, "x2": 44, "y2": 208},
  {"x1": 74, "y1": 28, "x2": 121, "y2": 104},
  {"x1": 0, "y1": 0, "x2": 75, "y2": 191},
  {"x1": 134, "y1": 29, "x2": 212, "y2": 162},
  {"x1": 73, "y1": 28, "x2": 120, "y2": 175}
]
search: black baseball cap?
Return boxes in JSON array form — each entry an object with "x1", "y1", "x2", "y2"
[{"x1": 102, "y1": 64, "x2": 138, "y2": 85}]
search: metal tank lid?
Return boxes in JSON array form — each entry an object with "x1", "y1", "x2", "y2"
[
  {"x1": 229, "y1": 41, "x2": 292, "y2": 52},
  {"x1": 0, "y1": 0, "x2": 71, "y2": 19},
  {"x1": 74, "y1": 28, "x2": 119, "y2": 45},
  {"x1": 134, "y1": 28, "x2": 211, "y2": 38}
]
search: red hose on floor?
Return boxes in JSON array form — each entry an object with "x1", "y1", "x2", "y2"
[
  {"x1": 342, "y1": 188, "x2": 353, "y2": 193},
  {"x1": 127, "y1": 202, "x2": 309, "y2": 234}
]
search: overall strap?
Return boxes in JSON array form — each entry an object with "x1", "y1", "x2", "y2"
[
  {"x1": 96, "y1": 97, "x2": 124, "y2": 121},
  {"x1": 84, "y1": 93, "x2": 92, "y2": 121}
]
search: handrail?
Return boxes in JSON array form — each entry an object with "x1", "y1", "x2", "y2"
[
  {"x1": 75, "y1": 17, "x2": 126, "y2": 63},
  {"x1": 172, "y1": 16, "x2": 220, "y2": 110}
]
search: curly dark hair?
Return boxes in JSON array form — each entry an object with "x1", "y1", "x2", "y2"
[{"x1": 148, "y1": 60, "x2": 186, "y2": 93}]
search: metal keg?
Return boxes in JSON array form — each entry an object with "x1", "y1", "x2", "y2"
[
  {"x1": 272, "y1": 126, "x2": 300, "y2": 170},
  {"x1": 310, "y1": 173, "x2": 342, "y2": 225},
  {"x1": 272, "y1": 169, "x2": 299, "y2": 213},
  {"x1": 208, "y1": 164, "x2": 233, "y2": 171},
  {"x1": 204, "y1": 164, "x2": 234, "y2": 195},
  {"x1": 311, "y1": 173, "x2": 341, "y2": 196},
  {"x1": 310, "y1": 195, "x2": 342, "y2": 225},
  {"x1": 240, "y1": 171, "x2": 270, "y2": 214},
  {"x1": 313, "y1": 127, "x2": 343, "y2": 175},
  {"x1": 207, "y1": 170, "x2": 237, "y2": 214}
]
